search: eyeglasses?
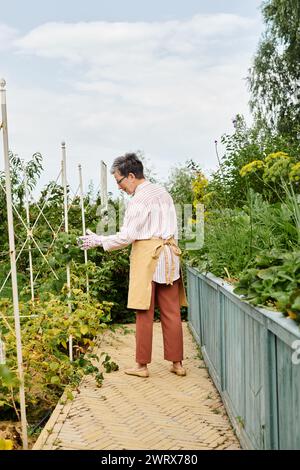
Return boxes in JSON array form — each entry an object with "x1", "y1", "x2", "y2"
[{"x1": 116, "y1": 175, "x2": 127, "y2": 185}]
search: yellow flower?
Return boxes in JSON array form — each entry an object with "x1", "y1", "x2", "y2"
[
  {"x1": 264, "y1": 151, "x2": 290, "y2": 165},
  {"x1": 263, "y1": 152, "x2": 294, "y2": 183},
  {"x1": 240, "y1": 160, "x2": 264, "y2": 177},
  {"x1": 192, "y1": 172, "x2": 208, "y2": 203},
  {"x1": 289, "y1": 162, "x2": 300, "y2": 182}
]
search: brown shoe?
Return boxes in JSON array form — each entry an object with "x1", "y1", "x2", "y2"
[
  {"x1": 124, "y1": 367, "x2": 149, "y2": 378},
  {"x1": 170, "y1": 365, "x2": 186, "y2": 376}
]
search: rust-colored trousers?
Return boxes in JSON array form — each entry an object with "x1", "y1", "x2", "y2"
[{"x1": 135, "y1": 279, "x2": 184, "y2": 364}]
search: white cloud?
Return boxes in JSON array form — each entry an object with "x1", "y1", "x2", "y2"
[
  {"x1": 0, "y1": 24, "x2": 18, "y2": 50},
  {"x1": 2, "y1": 14, "x2": 261, "y2": 196},
  {"x1": 14, "y1": 14, "x2": 257, "y2": 67}
]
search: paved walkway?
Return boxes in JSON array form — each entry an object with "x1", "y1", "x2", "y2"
[{"x1": 33, "y1": 322, "x2": 240, "y2": 450}]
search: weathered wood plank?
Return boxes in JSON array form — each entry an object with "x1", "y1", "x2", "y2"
[
  {"x1": 187, "y1": 266, "x2": 300, "y2": 450},
  {"x1": 276, "y1": 338, "x2": 300, "y2": 449}
]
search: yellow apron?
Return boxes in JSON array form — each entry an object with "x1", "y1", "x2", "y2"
[{"x1": 127, "y1": 237, "x2": 188, "y2": 310}]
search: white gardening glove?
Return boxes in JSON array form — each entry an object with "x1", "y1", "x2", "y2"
[{"x1": 77, "y1": 229, "x2": 103, "y2": 250}]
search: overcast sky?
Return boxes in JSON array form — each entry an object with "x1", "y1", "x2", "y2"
[{"x1": 0, "y1": 0, "x2": 263, "y2": 198}]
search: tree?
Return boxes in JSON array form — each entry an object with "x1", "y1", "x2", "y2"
[
  {"x1": 165, "y1": 159, "x2": 201, "y2": 206},
  {"x1": 248, "y1": 0, "x2": 300, "y2": 140},
  {"x1": 208, "y1": 115, "x2": 300, "y2": 209}
]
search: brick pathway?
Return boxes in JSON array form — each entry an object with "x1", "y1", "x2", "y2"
[{"x1": 33, "y1": 322, "x2": 240, "y2": 450}]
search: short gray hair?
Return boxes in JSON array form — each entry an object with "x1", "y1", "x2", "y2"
[{"x1": 110, "y1": 153, "x2": 144, "y2": 179}]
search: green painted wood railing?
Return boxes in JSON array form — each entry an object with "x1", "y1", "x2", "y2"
[{"x1": 186, "y1": 266, "x2": 300, "y2": 450}]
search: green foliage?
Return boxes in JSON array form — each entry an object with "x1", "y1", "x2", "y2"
[
  {"x1": 100, "y1": 353, "x2": 119, "y2": 373},
  {"x1": 0, "y1": 152, "x2": 133, "y2": 321},
  {"x1": 0, "y1": 151, "x2": 43, "y2": 209},
  {"x1": 0, "y1": 289, "x2": 115, "y2": 421},
  {"x1": 188, "y1": 187, "x2": 300, "y2": 281},
  {"x1": 165, "y1": 159, "x2": 201, "y2": 206},
  {"x1": 0, "y1": 152, "x2": 43, "y2": 269},
  {"x1": 187, "y1": 208, "x2": 253, "y2": 279},
  {"x1": 233, "y1": 250, "x2": 300, "y2": 323},
  {"x1": 248, "y1": 0, "x2": 300, "y2": 140},
  {"x1": 240, "y1": 152, "x2": 300, "y2": 204},
  {"x1": 0, "y1": 150, "x2": 135, "y2": 427},
  {"x1": 207, "y1": 116, "x2": 300, "y2": 209}
]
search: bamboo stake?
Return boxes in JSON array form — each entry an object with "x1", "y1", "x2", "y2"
[
  {"x1": 78, "y1": 164, "x2": 89, "y2": 292},
  {"x1": 0, "y1": 78, "x2": 28, "y2": 449},
  {"x1": 100, "y1": 160, "x2": 108, "y2": 211},
  {"x1": 61, "y1": 142, "x2": 73, "y2": 362}
]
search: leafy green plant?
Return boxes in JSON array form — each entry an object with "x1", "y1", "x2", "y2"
[
  {"x1": 187, "y1": 207, "x2": 253, "y2": 279},
  {"x1": 233, "y1": 250, "x2": 300, "y2": 322},
  {"x1": 100, "y1": 353, "x2": 119, "y2": 373},
  {"x1": 0, "y1": 288, "x2": 115, "y2": 422}
]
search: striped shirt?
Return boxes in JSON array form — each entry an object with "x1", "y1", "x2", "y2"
[{"x1": 100, "y1": 180, "x2": 180, "y2": 284}]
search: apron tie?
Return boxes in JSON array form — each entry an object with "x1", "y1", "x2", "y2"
[{"x1": 151, "y1": 237, "x2": 181, "y2": 285}]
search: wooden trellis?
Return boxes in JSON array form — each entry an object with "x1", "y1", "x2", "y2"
[{"x1": 0, "y1": 78, "x2": 108, "y2": 449}]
